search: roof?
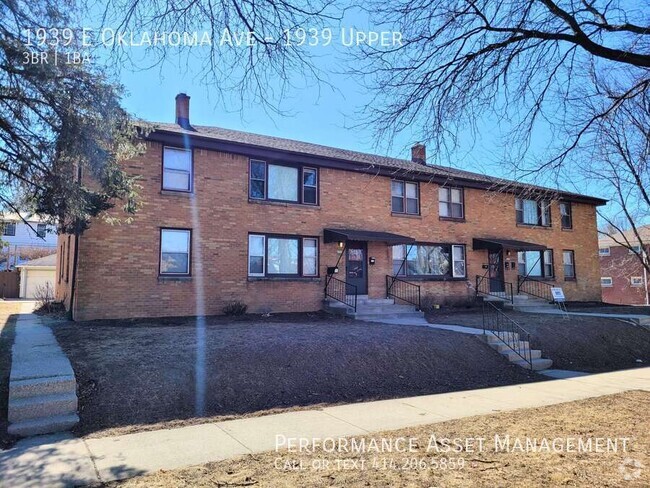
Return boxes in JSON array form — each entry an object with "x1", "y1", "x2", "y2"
[
  {"x1": 0, "y1": 212, "x2": 52, "y2": 224},
  {"x1": 324, "y1": 228, "x2": 415, "y2": 245},
  {"x1": 146, "y1": 122, "x2": 607, "y2": 206},
  {"x1": 598, "y1": 225, "x2": 650, "y2": 247},
  {"x1": 472, "y1": 238, "x2": 547, "y2": 251},
  {"x1": 16, "y1": 254, "x2": 57, "y2": 268}
]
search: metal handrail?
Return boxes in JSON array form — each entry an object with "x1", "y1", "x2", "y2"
[
  {"x1": 482, "y1": 301, "x2": 534, "y2": 369},
  {"x1": 475, "y1": 275, "x2": 514, "y2": 303},
  {"x1": 517, "y1": 275, "x2": 553, "y2": 302},
  {"x1": 386, "y1": 275, "x2": 421, "y2": 310},
  {"x1": 325, "y1": 275, "x2": 357, "y2": 312}
]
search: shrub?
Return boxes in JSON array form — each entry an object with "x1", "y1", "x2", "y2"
[
  {"x1": 222, "y1": 300, "x2": 248, "y2": 316},
  {"x1": 33, "y1": 282, "x2": 55, "y2": 312}
]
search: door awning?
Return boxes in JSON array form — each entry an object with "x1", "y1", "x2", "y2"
[
  {"x1": 473, "y1": 238, "x2": 547, "y2": 251},
  {"x1": 324, "y1": 228, "x2": 415, "y2": 245}
]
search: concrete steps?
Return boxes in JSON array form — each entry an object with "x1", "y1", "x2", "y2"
[
  {"x1": 8, "y1": 413, "x2": 80, "y2": 437},
  {"x1": 8, "y1": 392, "x2": 78, "y2": 423},
  {"x1": 323, "y1": 296, "x2": 425, "y2": 321},
  {"x1": 484, "y1": 331, "x2": 552, "y2": 371}
]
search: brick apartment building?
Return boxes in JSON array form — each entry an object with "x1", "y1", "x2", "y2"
[
  {"x1": 599, "y1": 225, "x2": 650, "y2": 306},
  {"x1": 56, "y1": 94, "x2": 606, "y2": 321}
]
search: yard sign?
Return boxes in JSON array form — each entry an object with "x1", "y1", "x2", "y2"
[{"x1": 551, "y1": 287, "x2": 565, "y2": 302}]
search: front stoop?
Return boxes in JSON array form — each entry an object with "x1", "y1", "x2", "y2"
[
  {"x1": 485, "y1": 332, "x2": 553, "y2": 371},
  {"x1": 8, "y1": 313, "x2": 79, "y2": 438},
  {"x1": 323, "y1": 296, "x2": 425, "y2": 321}
]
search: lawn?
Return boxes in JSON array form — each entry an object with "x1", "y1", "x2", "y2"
[
  {"x1": 52, "y1": 312, "x2": 541, "y2": 438},
  {"x1": 108, "y1": 390, "x2": 650, "y2": 487},
  {"x1": 426, "y1": 309, "x2": 650, "y2": 372}
]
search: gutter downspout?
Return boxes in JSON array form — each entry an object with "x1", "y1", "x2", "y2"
[
  {"x1": 643, "y1": 249, "x2": 649, "y2": 306},
  {"x1": 68, "y1": 231, "x2": 79, "y2": 321}
]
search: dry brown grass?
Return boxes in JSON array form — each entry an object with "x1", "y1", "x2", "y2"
[{"x1": 110, "y1": 391, "x2": 649, "y2": 488}]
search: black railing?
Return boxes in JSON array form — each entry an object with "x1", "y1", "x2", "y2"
[
  {"x1": 325, "y1": 275, "x2": 357, "y2": 312},
  {"x1": 482, "y1": 301, "x2": 533, "y2": 369},
  {"x1": 386, "y1": 275, "x2": 421, "y2": 310},
  {"x1": 517, "y1": 275, "x2": 553, "y2": 302},
  {"x1": 475, "y1": 275, "x2": 514, "y2": 303}
]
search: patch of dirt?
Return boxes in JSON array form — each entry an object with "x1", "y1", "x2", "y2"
[
  {"x1": 52, "y1": 315, "x2": 541, "y2": 438},
  {"x1": 426, "y1": 309, "x2": 650, "y2": 372},
  {"x1": 108, "y1": 391, "x2": 650, "y2": 487}
]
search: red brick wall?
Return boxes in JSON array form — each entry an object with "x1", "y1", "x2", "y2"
[
  {"x1": 59, "y1": 141, "x2": 603, "y2": 320},
  {"x1": 600, "y1": 246, "x2": 649, "y2": 305}
]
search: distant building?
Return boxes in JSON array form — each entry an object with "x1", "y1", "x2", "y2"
[
  {"x1": 1, "y1": 213, "x2": 57, "y2": 269},
  {"x1": 598, "y1": 225, "x2": 650, "y2": 305}
]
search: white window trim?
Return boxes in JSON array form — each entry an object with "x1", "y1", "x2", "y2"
[
  {"x1": 451, "y1": 244, "x2": 466, "y2": 278},
  {"x1": 162, "y1": 146, "x2": 193, "y2": 192},
  {"x1": 631, "y1": 276, "x2": 644, "y2": 287},
  {"x1": 601, "y1": 277, "x2": 613, "y2": 287},
  {"x1": 302, "y1": 237, "x2": 319, "y2": 276},
  {"x1": 629, "y1": 245, "x2": 642, "y2": 254},
  {"x1": 599, "y1": 247, "x2": 610, "y2": 256},
  {"x1": 248, "y1": 234, "x2": 266, "y2": 277}
]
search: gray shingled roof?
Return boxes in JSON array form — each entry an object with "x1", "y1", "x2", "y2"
[
  {"x1": 149, "y1": 121, "x2": 606, "y2": 203},
  {"x1": 17, "y1": 254, "x2": 57, "y2": 268}
]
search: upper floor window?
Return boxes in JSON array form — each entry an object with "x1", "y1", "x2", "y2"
[
  {"x1": 598, "y1": 247, "x2": 610, "y2": 256},
  {"x1": 160, "y1": 228, "x2": 191, "y2": 276},
  {"x1": 391, "y1": 244, "x2": 466, "y2": 278},
  {"x1": 391, "y1": 180, "x2": 419, "y2": 215},
  {"x1": 515, "y1": 198, "x2": 551, "y2": 226},
  {"x1": 162, "y1": 147, "x2": 192, "y2": 192},
  {"x1": 248, "y1": 233, "x2": 319, "y2": 277},
  {"x1": 631, "y1": 276, "x2": 643, "y2": 287},
  {"x1": 439, "y1": 187, "x2": 464, "y2": 219},
  {"x1": 36, "y1": 223, "x2": 47, "y2": 238},
  {"x1": 629, "y1": 245, "x2": 642, "y2": 254},
  {"x1": 518, "y1": 250, "x2": 554, "y2": 278},
  {"x1": 2, "y1": 222, "x2": 16, "y2": 236},
  {"x1": 563, "y1": 250, "x2": 576, "y2": 279},
  {"x1": 601, "y1": 277, "x2": 613, "y2": 287},
  {"x1": 559, "y1": 202, "x2": 572, "y2": 229},
  {"x1": 249, "y1": 160, "x2": 318, "y2": 205}
]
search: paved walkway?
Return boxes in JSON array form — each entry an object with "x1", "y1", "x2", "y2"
[
  {"x1": 1, "y1": 367, "x2": 648, "y2": 487},
  {"x1": 521, "y1": 308, "x2": 650, "y2": 324}
]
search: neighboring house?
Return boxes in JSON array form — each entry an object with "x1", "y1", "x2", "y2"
[
  {"x1": 17, "y1": 254, "x2": 57, "y2": 299},
  {"x1": 598, "y1": 225, "x2": 650, "y2": 306},
  {"x1": 56, "y1": 93, "x2": 606, "y2": 321},
  {"x1": 1, "y1": 213, "x2": 57, "y2": 270}
]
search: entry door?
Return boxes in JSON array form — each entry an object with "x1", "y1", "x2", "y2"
[
  {"x1": 488, "y1": 250, "x2": 505, "y2": 293},
  {"x1": 345, "y1": 241, "x2": 368, "y2": 295}
]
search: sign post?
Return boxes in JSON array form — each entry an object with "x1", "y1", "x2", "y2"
[{"x1": 550, "y1": 287, "x2": 569, "y2": 319}]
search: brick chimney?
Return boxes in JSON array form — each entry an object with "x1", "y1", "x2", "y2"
[
  {"x1": 175, "y1": 93, "x2": 191, "y2": 129},
  {"x1": 411, "y1": 143, "x2": 426, "y2": 165}
]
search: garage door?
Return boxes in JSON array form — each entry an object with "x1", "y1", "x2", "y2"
[{"x1": 23, "y1": 269, "x2": 56, "y2": 299}]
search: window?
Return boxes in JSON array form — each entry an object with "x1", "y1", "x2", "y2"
[
  {"x1": 599, "y1": 247, "x2": 610, "y2": 256},
  {"x1": 162, "y1": 147, "x2": 192, "y2": 192},
  {"x1": 2, "y1": 222, "x2": 16, "y2": 236},
  {"x1": 563, "y1": 250, "x2": 576, "y2": 279},
  {"x1": 248, "y1": 233, "x2": 319, "y2": 278},
  {"x1": 631, "y1": 276, "x2": 644, "y2": 287},
  {"x1": 249, "y1": 160, "x2": 318, "y2": 205},
  {"x1": 601, "y1": 277, "x2": 613, "y2": 287},
  {"x1": 629, "y1": 245, "x2": 642, "y2": 254},
  {"x1": 560, "y1": 202, "x2": 572, "y2": 229},
  {"x1": 391, "y1": 244, "x2": 466, "y2": 278},
  {"x1": 36, "y1": 223, "x2": 47, "y2": 238},
  {"x1": 160, "y1": 229, "x2": 191, "y2": 275},
  {"x1": 515, "y1": 198, "x2": 551, "y2": 227},
  {"x1": 517, "y1": 250, "x2": 554, "y2": 278},
  {"x1": 439, "y1": 187, "x2": 464, "y2": 219},
  {"x1": 391, "y1": 180, "x2": 419, "y2": 215}
]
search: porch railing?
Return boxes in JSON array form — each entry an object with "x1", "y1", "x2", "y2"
[
  {"x1": 482, "y1": 301, "x2": 533, "y2": 369},
  {"x1": 517, "y1": 275, "x2": 553, "y2": 302},
  {"x1": 325, "y1": 275, "x2": 357, "y2": 312},
  {"x1": 386, "y1": 275, "x2": 421, "y2": 310},
  {"x1": 475, "y1": 274, "x2": 514, "y2": 303}
]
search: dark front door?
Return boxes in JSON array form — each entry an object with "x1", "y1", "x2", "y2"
[
  {"x1": 488, "y1": 250, "x2": 505, "y2": 293},
  {"x1": 345, "y1": 241, "x2": 368, "y2": 295}
]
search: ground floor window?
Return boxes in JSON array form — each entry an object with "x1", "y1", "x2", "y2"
[
  {"x1": 248, "y1": 233, "x2": 319, "y2": 278},
  {"x1": 392, "y1": 243, "x2": 466, "y2": 278},
  {"x1": 517, "y1": 250, "x2": 554, "y2": 278},
  {"x1": 160, "y1": 228, "x2": 191, "y2": 275},
  {"x1": 563, "y1": 250, "x2": 576, "y2": 279}
]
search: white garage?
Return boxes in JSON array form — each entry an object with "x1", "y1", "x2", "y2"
[{"x1": 17, "y1": 254, "x2": 57, "y2": 299}]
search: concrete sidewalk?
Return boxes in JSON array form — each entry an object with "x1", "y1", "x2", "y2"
[{"x1": 1, "y1": 367, "x2": 648, "y2": 487}]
